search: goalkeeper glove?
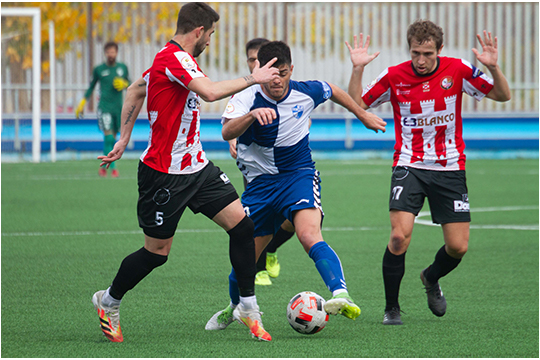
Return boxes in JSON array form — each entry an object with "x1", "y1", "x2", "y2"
[
  {"x1": 75, "y1": 98, "x2": 86, "y2": 119},
  {"x1": 113, "y1": 77, "x2": 129, "y2": 91}
]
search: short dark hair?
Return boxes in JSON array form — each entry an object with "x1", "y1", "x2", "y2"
[
  {"x1": 104, "y1": 41, "x2": 118, "y2": 52},
  {"x1": 175, "y1": 2, "x2": 220, "y2": 35},
  {"x1": 257, "y1": 41, "x2": 292, "y2": 68},
  {"x1": 245, "y1": 38, "x2": 270, "y2": 57},
  {"x1": 407, "y1": 20, "x2": 444, "y2": 50}
]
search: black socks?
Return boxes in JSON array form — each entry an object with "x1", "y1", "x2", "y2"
[
  {"x1": 266, "y1": 226, "x2": 295, "y2": 253},
  {"x1": 228, "y1": 216, "x2": 256, "y2": 297},
  {"x1": 424, "y1": 245, "x2": 462, "y2": 284},
  {"x1": 382, "y1": 246, "x2": 406, "y2": 311},
  {"x1": 109, "y1": 247, "x2": 168, "y2": 300}
]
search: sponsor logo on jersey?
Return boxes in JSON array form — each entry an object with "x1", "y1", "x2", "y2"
[
  {"x1": 454, "y1": 194, "x2": 469, "y2": 212},
  {"x1": 397, "y1": 89, "x2": 411, "y2": 95},
  {"x1": 226, "y1": 103, "x2": 235, "y2": 114},
  {"x1": 180, "y1": 54, "x2": 197, "y2": 70},
  {"x1": 187, "y1": 97, "x2": 200, "y2": 110},
  {"x1": 422, "y1": 81, "x2": 430, "y2": 92},
  {"x1": 395, "y1": 82, "x2": 411, "y2": 87},
  {"x1": 292, "y1": 105, "x2": 304, "y2": 119},
  {"x1": 101, "y1": 70, "x2": 110, "y2": 77},
  {"x1": 402, "y1": 112, "x2": 455, "y2": 127},
  {"x1": 440, "y1": 76, "x2": 453, "y2": 90},
  {"x1": 366, "y1": 78, "x2": 378, "y2": 91}
]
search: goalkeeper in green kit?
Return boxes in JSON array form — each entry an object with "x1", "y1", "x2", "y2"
[{"x1": 76, "y1": 41, "x2": 130, "y2": 177}]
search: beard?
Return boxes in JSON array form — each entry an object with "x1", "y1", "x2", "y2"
[{"x1": 192, "y1": 38, "x2": 207, "y2": 58}]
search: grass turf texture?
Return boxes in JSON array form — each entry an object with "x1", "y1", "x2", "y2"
[{"x1": 1, "y1": 158, "x2": 538, "y2": 358}]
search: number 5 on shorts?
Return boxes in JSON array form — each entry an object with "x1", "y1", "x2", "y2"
[
  {"x1": 392, "y1": 186, "x2": 403, "y2": 201},
  {"x1": 155, "y1": 211, "x2": 164, "y2": 226}
]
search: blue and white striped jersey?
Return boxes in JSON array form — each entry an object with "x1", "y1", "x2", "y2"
[{"x1": 222, "y1": 80, "x2": 332, "y2": 183}]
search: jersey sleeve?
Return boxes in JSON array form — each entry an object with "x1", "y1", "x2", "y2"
[
  {"x1": 124, "y1": 64, "x2": 130, "y2": 83},
  {"x1": 460, "y1": 59, "x2": 494, "y2": 101},
  {"x1": 166, "y1": 51, "x2": 206, "y2": 88},
  {"x1": 361, "y1": 68, "x2": 391, "y2": 108},
  {"x1": 221, "y1": 88, "x2": 254, "y2": 123},
  {"x1": 293, "y1": 80, "x2": 332, "y2": 108},
  {"x1": 84, "y1": 66, "x2": 100, "y2": 99}
]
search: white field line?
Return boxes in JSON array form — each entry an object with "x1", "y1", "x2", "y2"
[
  {"x1": 415, "y1": 205, "x2": 539, "y2": 230},
  {"x1": 3, "y1": 206, "x2": 537, "y2": 237},
  {"x1": 2, "y1": 226, "x2": 387, "y2": 237}
]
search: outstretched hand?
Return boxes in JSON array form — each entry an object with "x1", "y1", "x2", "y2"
[
  {"x1": 361, "y1": 111, "x2": 387, "y2": 133},
  {"x1": 97, "y1": 140, "x2": 127, "y2": 168},
  {"x1": 346, "y1": 33, "x2": 380, "y2": 68},
  {"x1": 472, "y1": 30, "x2": 498, "y2": 68}
]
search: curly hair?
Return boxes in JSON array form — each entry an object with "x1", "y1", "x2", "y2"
[{"x1": 407, "y1": 20, "x2": 444, "y2": 50}]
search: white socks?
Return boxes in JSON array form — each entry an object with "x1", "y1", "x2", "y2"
[
  {"x1": 239, "y1": 295, "x2": 258, "y2": 310},
  {"x1": 102, "y1": 287, "x2": 122, "y2": 308}
]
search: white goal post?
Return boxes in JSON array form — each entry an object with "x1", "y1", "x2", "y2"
[{"x1": 1, "y1": 7, "x2": 41, "y2": 163}]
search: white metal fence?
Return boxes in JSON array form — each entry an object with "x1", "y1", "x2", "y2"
[{"x1": 2, "y1": 2, "x2": 539, "y2": 117}]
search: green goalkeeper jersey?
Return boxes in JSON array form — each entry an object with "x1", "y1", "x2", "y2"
[{"x1": 84, "y1": 62, "x2": 130, "y2": 113}]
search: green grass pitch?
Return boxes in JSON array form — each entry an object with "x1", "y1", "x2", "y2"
[{"x1": 1, "y1": 158, "x2": 538, "y2": 357}]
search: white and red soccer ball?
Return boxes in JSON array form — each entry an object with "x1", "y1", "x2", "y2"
[{"x1": 286, "y1": 291, "x2": 329, "y2": 335}]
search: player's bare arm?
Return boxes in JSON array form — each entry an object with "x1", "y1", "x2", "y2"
[
  {"x1": 328, "y1": 83, "x2": 386, "y2": 133},
  {"x1": 98, "y1": 77, "x2": 147, "y2": 167},
  {"x1": 222, "y1": 108, "x2": 277, "y2": 141},
  {"x1": 346, "y1": 33, "x2": 380, "y2": 109},
  {"x1": 227, "y1": 139, "x2": 238, "y2": 159},
  {"x1": 472, "y1": 30, "x2": 511, "y2": 102},
  {"x1": 188, "y1": 58, "x2": 279, "y2": 102}
]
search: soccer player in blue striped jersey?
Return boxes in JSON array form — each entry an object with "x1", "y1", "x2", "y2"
[{"x1": 205, "y1": 41, "x2": 386, "y2": 332}]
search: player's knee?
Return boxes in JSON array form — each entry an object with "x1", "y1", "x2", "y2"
[
  {"x1": 297, "y1": 230, "x2": 322, "y2": 253},
  {"x1": 447, "y1": 242, "x2": 468, "y2": 259},
  {"x1": 389, "y1": 232, "x2": 409, "y2": 254},
  {"x1": 227, "y1": 215, "x2": 254, "y2": 243}
]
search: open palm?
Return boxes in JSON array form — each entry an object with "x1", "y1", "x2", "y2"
[
  {"x1": 346, "y1": 33, "x2": 380, "y2": 67},
  {"x1": 472, "y1": 30, "x2": 498, "y2": 68}
]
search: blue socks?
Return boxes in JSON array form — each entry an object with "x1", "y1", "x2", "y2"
[
  {"x1": 308, "y1": 241, "x2": 347, "y2": 293},
  {"x1": 228, "y1": 268, "x2": 240, "y2": 306},
  {"x1": 227, "y1": 241, "x2": 347, "y2": 306}
]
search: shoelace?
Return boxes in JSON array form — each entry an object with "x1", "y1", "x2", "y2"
[
  {"x1": 218, "y1": 310, "x2": 233, "y2": 324},
  {"x1": 424, "y1": 283, "x2": 442, "y2": 298},
  {"x1": 386, "y1": 308, "x2": 406, "y2": 316}
]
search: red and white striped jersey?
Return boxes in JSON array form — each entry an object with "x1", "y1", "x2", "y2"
[
  {"x1": 140, "y1": 40, "x2": 208, "y2": 174},
  {"x1": 362, "y1": 56, "x2": 494, "y2": 171}
]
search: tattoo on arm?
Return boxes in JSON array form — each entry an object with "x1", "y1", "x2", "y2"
[
  {"x1": 243, "y1": 75, "x2": 255, "y2": 86},
  {"x1": 137, "y1": 81, "x2": 146, "y2": 87},
  {"x1": 124, "y1": 105, "x2": 136, "y2": 125}
]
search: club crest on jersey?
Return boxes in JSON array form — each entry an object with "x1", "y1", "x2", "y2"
[
  {"x1": 292, "y1": 105, "x2": 304, "y2": 119},
  {"x1": 440, "y1": 76, "x2": 454, "y2": 90},
  {"x1": 226, "y1": 103, "x2": 235, "y2": 114},
  {"x1": 116, "y1": 68, "x2": 124, "y2": 77}
]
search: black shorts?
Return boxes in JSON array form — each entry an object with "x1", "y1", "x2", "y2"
[
  {"x1": 389, "y1": 166, "x2": 470, "y2": 224},
  {"x1": 137, "y1": 161, "x2": 239, "y2": 239}
]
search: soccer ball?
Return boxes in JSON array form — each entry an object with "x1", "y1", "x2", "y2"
[{"x1": 286, "y1": 291, "x2": 329, "y2": 335}]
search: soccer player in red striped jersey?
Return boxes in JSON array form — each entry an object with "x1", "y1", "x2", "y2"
[
  {"x1": 93, "y1": 2, "x2": 279, "y2": 342},
  {"x1": 346, "y1": 20, "x2": 510, "y2": 325}
]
